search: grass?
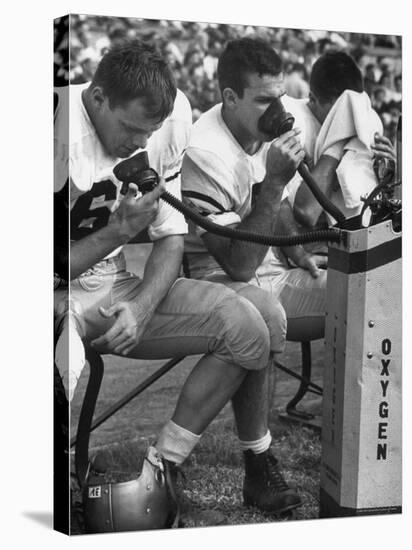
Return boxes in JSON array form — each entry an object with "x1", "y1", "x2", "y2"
[
  {"x1": 69, "y1": 340, "x2": 325, "y2": 533},
  {"x1": 70, "y1": 421, "x2": 322, "y2": 532}
]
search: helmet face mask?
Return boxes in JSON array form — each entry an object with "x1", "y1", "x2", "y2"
[{"x1": 83, "y1": 446, "x2": 177, "y2": 533}]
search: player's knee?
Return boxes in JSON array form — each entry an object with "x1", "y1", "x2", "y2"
[
  {"x1": 213, "y1": 292, "x2": 271, "y2": 371},
  {"x1": 237, "y1": 286, "x2": 287, "y2": 354}
]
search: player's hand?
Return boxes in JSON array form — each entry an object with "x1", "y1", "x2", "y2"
[
  {"x1": 371, "y1": 133, "x2": 396, "y2": 164},
  {"x1": 91, "y1": 301, "x2": 151, "y2": 356},
  {"x1": 109, "y1": 179, "x2": 165, "y2": 241},
  {"x1": 265, "y1": 128, "x2": 305, "y2": 183},
  {"x1": 297, "y1": 253, "x2": 328, "y2": 279}
]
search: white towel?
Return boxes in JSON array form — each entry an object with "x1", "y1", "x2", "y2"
[{"x1": 314, "y1": 90, "x2": 382, "y2": 209}]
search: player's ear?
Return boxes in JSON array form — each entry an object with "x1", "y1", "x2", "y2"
[
  {"x1": 222, "y1": 87, "x2": 238, "y2": 109},
  {"x1": 308, "y1": 90, "x2": 323, "y2": 122},
  {"x1": 89, "y1": 85, "x2": 107, "y2": 111},
  {"x1": 308, "y1": 91, "x2": 317, "y2": 108}
]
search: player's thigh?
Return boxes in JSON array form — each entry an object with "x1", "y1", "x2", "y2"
[
  {"x1": 234, "y1": 283, "x2": 287, "y2": 354},
  {"x1": 133, "y1": 278, "x2": 270, "y2": 365},
  {"x1": 70, "y1": 270, "x2": 142, "y2": 341},
  {"x1": 272, "y1": 267, "x2": 327, "y2": 320},
  {"x1": 195, "y1": 273, "x2": 287, "y2": 354}
]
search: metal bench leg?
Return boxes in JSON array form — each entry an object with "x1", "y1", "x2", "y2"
[
  {"x1": 70, "y1": 351, "x2": 186, "y2": 533},
  {"x1": 286, "y1": 341, "x2": 314, "y2": 418},
  {"x1": 70, "y1": 355, "x2": 186, "y2": 452},
  {"x1": 75, "y1": 348, "x2": 105, "y2": 489},
  {"x1": 278, "y1": 341, "x2": 322, "y2": 431}
]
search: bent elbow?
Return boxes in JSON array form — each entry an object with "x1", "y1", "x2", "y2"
[
  {"x1": 302, "y1": 213, "x2": 319, "y2": 228},
  {"x1": 237, "y1": 271, "x2": 254, "y2": 282},
  {"x1": 294, "y1": 205, "x2": 319, "y2": 228},
  {"x1": 226, "y1": 265, "x2": 254, "y2": 282}
]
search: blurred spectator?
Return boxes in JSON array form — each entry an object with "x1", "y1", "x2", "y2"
[
  {"x1": 371, "y1": 87, "x2": 401, "y2": 141},
  {"x1": 372, "y1": 87, "x2": 389, "y2": 115},
  {"x1": 363, "y1": 63, "x2": 377, "y2": 98},
  {"x1": 182, "y1": 46, "x2": 206, "y2": 80},
  {"x1": 197, "y1": 79, "x2": 220, "y2": 112},
  {"x1": 54, "y1": 16, "x2": 70, "y2": 86},
  {"x1": 71, "y1": 47, "x2": 100, "y2": 84},
  {"x1": 62, "y1": 15, "x2": 401, "y2": 141},
  {"x1": 162, "y1": 41, "x2": 184, "y2": 70},
  {"x1": 203, "y1": 40, "x2": 222, "y2": 80},
  {"x1": 284, "y1": 62, "x2": 310, "y2": 99},
  {"x1": 392, "y1": 75, "x2": 402, "y2": 104},
  {"x1": 384, "y1": 101, "x2": 401, "y2": 142},
  {"x1": 378, "y1": 73, "x2": 395, "y2": 102}
]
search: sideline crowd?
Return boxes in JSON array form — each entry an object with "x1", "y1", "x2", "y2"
[{"x1": 54, "y1": 16, "x2": 401, "y2": 142}]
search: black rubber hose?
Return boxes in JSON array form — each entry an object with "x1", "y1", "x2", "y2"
[
  {"x1": 298, "y1": 163, "x2": 346, "y2": 225},
  {"x1": 113, "y1": 152, "x2": 343, "y2": 245},
  {"x1": 161, "y1": 190, "x2": 342, "y2": 245}
]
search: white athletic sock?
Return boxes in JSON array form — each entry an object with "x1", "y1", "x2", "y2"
[
  {"x1": 239, "y1": 429, "x2": 272, "y2": 454},
  {"x1": 155, "y1": 420, "x2": 201, "y2": 465},
  {"x1": 55, "y1": 314, "x2": 86, "y2": 402}
]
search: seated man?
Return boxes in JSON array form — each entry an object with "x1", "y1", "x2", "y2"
[
  {"x1": 284, "y1": 51, "x2": 396, "y2": 228},
  {"x1": 54, "y1": 39, "x2": 301, "y2": 523},
  {"x1": 181, "y1": 37, "x2": 327, "y2": 341}
]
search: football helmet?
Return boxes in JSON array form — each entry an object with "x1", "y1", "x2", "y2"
[{"x1": 83, "y1": 446, "x2": 178, "y2": 533}]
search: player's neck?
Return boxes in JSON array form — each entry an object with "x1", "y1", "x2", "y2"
[
  {"x1": 81, "y1": 88, "x2": 114, "y2": 158},
  {"x1": 81, "y1": 88, "x2": 96, "y2": 126}
]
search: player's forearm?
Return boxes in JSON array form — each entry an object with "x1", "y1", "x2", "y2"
[
  {"x1": 239, "y1": 181, "x2": 285, "y2": 235},
  {"x1": 276, "y1": 199, "x2": 306, "y2": 264},
  {"x1": 203, "y1": 182, "x2": 284, "y2": 281},
  {"x1": 293, "y1": 181, "x2": 324, "y2": 227},
  {"x1": 68, "y1": 182, "x2": 164, "y2": 279},
  {"x1": 294, "y1": 155, "x2": 339, "y2": 227},
  {"x1": 69, "y1": 223, "x2": 130, "y2": 280},
  {"x1": 134, "y1": 235, "x2": 184, "y2": 315},
  {"x1": 230, "y1": 184, "x2": 284, "y2": 268}
]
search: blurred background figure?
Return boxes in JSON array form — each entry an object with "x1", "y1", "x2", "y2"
[
  {"x1": 71, "y1": 47, "x2": 100, "y2": 84},
  {"x1": 363, "y1": 63, "x2": 377, "y2": 97},
  {"x1": 58, "y1": 15, "x2": 401, "y2": 140},
  {"x1": 284, "y1": 62, "x2": 310, "y2": 98}
]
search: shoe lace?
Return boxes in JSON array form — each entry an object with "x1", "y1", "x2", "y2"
[{"x1": 265, "y1": 453, "x2": 289, "y2": 492}]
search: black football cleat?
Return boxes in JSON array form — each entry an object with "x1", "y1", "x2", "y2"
[{"x1": 243, "y1": 449, "x2": 302, "y2": 516}]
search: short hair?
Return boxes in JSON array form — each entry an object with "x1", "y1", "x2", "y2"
[
  {"x1": 310, "y1": 52, "x2": 364, "y2": 103},
  {"x1": 91, "y1": 39, "x2": 176, "y2": 120},
  {"x1": 217, "y1": 37, "x2": 283, "y2": 98}
]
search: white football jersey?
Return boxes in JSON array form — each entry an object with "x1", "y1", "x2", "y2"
[
  {"x1": 54, "y1": 83, "x2": 190, "y2": 250},
  {"x1": 182, "y1": 102, "x2": 290, "y2": 280}
]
